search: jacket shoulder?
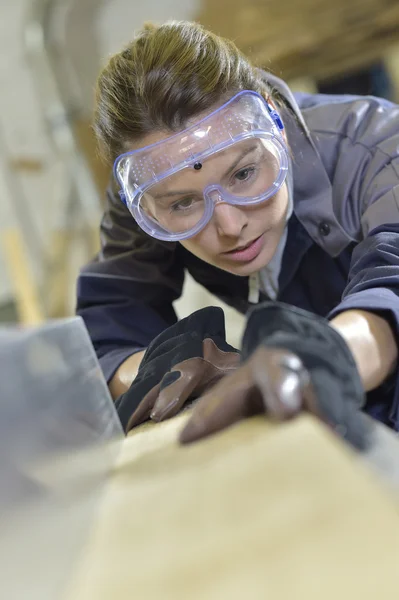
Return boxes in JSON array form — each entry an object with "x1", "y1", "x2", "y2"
[{"x1": 294, "y1": 92, "x2": 399, "y2": 147}]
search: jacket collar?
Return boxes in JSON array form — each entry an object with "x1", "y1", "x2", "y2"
[{"x1": 264, "y1": 72, "x2": 355, "y2": 257}]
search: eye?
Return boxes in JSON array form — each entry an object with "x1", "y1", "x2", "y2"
[
  {"x1": 171, "y1": 197, "x2": 196, "y2": 211},
  {"x1": 234, "y1": 166, "x2": 256, "y2": 182}
]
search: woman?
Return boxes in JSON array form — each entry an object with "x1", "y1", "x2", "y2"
[{"x1": 77, "y1": 21, "x2": 399, "y2": 444}]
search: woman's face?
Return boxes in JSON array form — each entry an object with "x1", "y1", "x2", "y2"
[
  {"x1": 129, "y1": 115, "x2": 289, "y2": 277},
  {"x1": 181, "y1": 180, "x2": 289, "y2": 277}
]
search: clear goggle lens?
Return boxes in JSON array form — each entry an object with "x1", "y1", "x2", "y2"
[{"x1": 137, "y1": 137, "x2": 284, "y2": 236}]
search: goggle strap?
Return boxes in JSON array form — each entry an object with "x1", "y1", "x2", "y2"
[{"x1": 266, "y1": 103, "x2": 284, "y2": 131}]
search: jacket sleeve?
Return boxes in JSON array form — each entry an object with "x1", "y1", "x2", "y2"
[
  {"x1": 324, "y1": 97, "x2": 399, "y2": 427},
  {"x1": 76, "y1": 179, "x2": 185, "y2": 382}
]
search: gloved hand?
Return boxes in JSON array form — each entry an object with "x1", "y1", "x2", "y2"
[
  {"x1": 180, "y1": 302, "x2": 371, "y2": 450},
  {"x1": 115, "y1": 307, "x2": 240, "y2": 433}
]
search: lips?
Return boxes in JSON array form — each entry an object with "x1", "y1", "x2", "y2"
[
  {"x1": 222, "y1": 234, "x2": 264, "y2": 263},
  {"x1": 225, "y1": 238, "x2": 259, "y2": 253}
]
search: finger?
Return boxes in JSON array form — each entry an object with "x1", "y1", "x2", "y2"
[
  {"x1": 252, "y1": 363, "x2": 302, "y2": 420},
  {"x1": 150, "y1": 361, "x2": 205, "y2": 422},
  {"x1": 249, "y1": 347, "x2": 304, "y2": 420},
  {"x1": 152, "y1": 352, "x2": 239, "y2": 422},
  {"x1": 202, "y1": 338, "x2": 241, "y2": 372},
  {"x1": 126, "y1": 382, "x2": 161, "y2": 431},
  {"x1": 179, "y1": 366, "x2": 261, "y2": 444}
]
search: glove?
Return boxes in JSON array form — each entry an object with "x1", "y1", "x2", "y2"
[
  {"x1": 180, "y1": 302, "x2": 371, "y2": 450},
  {"x1": 115, "y1": 307, "x2": 240, "y2": 433}
]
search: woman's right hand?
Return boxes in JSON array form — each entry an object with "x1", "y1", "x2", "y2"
[{"x1": 114, "y1": 307, "x2": 240, "y2": 433}]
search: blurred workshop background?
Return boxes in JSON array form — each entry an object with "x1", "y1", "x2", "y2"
[{"x1": 1, "y1": 0, "x2": 399, "y2": 347}]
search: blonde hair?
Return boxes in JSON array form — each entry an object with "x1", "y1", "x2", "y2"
[{"x1": 94, "y1": 20, "x2": 278, "y2": 163}]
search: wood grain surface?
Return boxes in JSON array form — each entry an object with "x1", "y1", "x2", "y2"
[{"x1": 66, "y1": 413, "x2": 399, "y2": 600}]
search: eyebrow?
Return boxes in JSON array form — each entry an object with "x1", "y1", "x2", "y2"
[
  {"x1": 222, "y1": 144, "x2": 258, "y2": 179},
  {"x1": 153, "y1": 144, "x2": 258, "y2": 200}
]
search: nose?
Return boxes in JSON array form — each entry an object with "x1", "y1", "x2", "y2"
[{"x1": 213, "y1": 201, "x2": 248, "y2": 238}]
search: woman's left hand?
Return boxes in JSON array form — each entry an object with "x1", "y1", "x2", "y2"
[
  {"x1": 178, "y1": 302, "x2": 373, "y2": 448},
  {"x1": 180, "y1": 342, "x2": 371, "y2": 451},
  {"x1": 179, "y1": 345, "x2": 317, "y2": 444}
]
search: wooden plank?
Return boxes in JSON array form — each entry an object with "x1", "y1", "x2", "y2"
[{"x1": 66, "y1": 413, "x2": 399, "y2": 600}]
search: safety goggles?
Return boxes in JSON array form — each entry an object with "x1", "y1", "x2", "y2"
[{"x1": 114, "y1": 90, "x2": 289, "y2": 241}]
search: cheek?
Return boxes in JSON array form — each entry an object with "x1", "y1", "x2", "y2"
[
  {"x1": 257, "y1": 189, "x2": 288, "y2": 224},
  {"x1": 180, "y1": 229, "x2": 217, "y2": 261}
]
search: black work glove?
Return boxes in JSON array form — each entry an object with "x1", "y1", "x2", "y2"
[
  {"x1": 115, "y1": 307, "x2": 240, "y2": 433},
  {"x1": 180, "y1": 302, "x2": 371, "y2": 450}
]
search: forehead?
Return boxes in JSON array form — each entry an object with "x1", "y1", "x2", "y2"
[
  {"x1": 127, "y1": 128, "x2": 173, "y2": 153},
  {"x1": 125, "y1": 96, "x2": 236, "y2": 153},
  {"x1": 146, "y1": 140, "x2": 276, "y2": 199},
  {"x1": 118, "y1": 91, "x2": 277, "y2": 189},
  {"x1": 147, "y1": 141, "x2": 255, "y2": 193}
]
